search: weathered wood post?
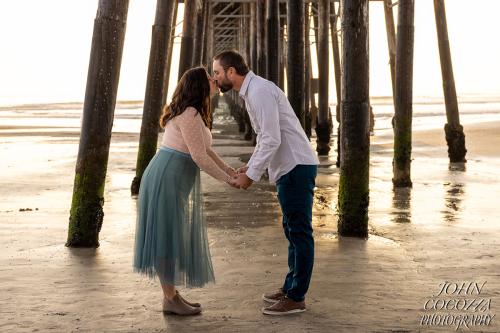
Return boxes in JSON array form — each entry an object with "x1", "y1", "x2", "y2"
[
  {"x1": 193, "y1": 1, "x2": 205, "y2": 66},
  {"x1": 434, "y1": 0, "x2": 467, "y2": 163},
  {"x1": 287, "y1": 0, "x2": 305, "y2": 127},
  {"x1": 161, "y1": 1, "x2": 179, "y2": 106},
  {"x1": 315, "y1": 0, "x2": 330, "y2": 155},
  {"x1": 238, "y1": 11, "x2": 244, "y2": 56},
  {"x1": 310, "y1": 2, "x2": 320, "y2": 134},
  {"x1": 131, "y1": 1, "x2": 176, "y2": 196},
  {"x1": 178, "y1": 0, "x2": 197, "y2": 79},
  {"x1": 239, "y1": 5, "x2": 249, "y2": 62},
  {"x1": 257, "y1": 0, "x2": 267, "y2": 77},
  {"x1": 311, "y1": 3, "x2": 319, "y2": 56},
  {"x1": 304, "y1": 2, "x2": 312, "y2": 138},
  {"x1": 201, "y1": 0, "x2": 210, "y2": 66},
  {"x1": 279, "y1": 6, "x2": 287, "y2": 90},
  {"x1": 266, "y1": 0, "x2": 280, "y2": 85},
  {"x1": 330, "y1": 2, "x2": 342, "y2": 166},
  {"x1": 205, "y1": 3, "x2": 214, "y2": 71},
  {"x1": 244, "y1": 4, "x2": 252, "y2": 68},
  {"x1": 250, "y1": 3, "x2": 258, "y2": 72},
  {"x1": 384, "y1": 0, "x2": 397, "y2": 103},
  {"x1": 308, "y1": 5, "x2": 317, "y2": 138},
  {"x1": 330, "y1": 2, "x2": 342, "y2": 121},
  {"x1": 67, "y1": 0, "x2": 130, "y2": 247},
  {"x1": 338, "y1": 0, "x2": 370, "y2": 237},
  {"x1": 392, "y1": 0, "x2": 415, "y2": 187}
]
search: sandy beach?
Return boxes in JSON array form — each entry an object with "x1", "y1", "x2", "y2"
[{"x1": 1, "y1": 99, "x2": 500, "y2": 332}]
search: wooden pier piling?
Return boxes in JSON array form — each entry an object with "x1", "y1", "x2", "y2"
[
  {"x1": 338, "y1": 0, "x2": 370, "y2": 237},
  {"x1": 315, "y1": 0, "x2": 331, "y2": 155},
  {"x1": 67, "y1": 0, "x2": 130, "y2": 247},
  {"x1": 266, "y1": 0, "x2": 280, "y2": 85},
  {"x1": 286, "y1": 0, "x2": 305, "y2": 127},
  {"x1": 131, "y1": 0, "x2": 177, "y2": 196},
  {"x1": 177, "y1": 0, "x2": 197, "y2": 79},
  {"x1": 392, "y1": 0, "x2": 415, "y2": 188},
  {"x1": 434, "y1": 0, "x2": 467, "y2": 163}
]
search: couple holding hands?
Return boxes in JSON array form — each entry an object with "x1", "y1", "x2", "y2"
[{"x1": 134, "y1": 50, "x2": 319, "y2": 316}]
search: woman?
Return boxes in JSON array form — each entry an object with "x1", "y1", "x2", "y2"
[{"x1": 133, "y1": 67, "x2": 236, "y2": 316}]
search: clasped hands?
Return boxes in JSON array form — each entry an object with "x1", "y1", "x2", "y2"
[{"x1": 227, "y1": 166, "x2": 253, "y2": 190}]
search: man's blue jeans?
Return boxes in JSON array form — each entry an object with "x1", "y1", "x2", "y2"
[{"x1": 276, "y1": 164, "x2": 317, "y2": 302}]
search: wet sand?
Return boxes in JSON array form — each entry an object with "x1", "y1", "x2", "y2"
[
  {"x1": 1, "y1": 101, "x2": 500, "y2": 332},
  {"x1": 413, "y1": 120, "x2": 500, "y2": 158}
]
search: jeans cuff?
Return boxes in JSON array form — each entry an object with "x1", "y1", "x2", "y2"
[{"x1": 286, "y1": 291, "x2": 305, "y2": 302}]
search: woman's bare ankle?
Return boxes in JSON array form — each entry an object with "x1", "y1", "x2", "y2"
[
  {"x1": 161, "y1": 283, "x2": 176, "y2": 300},
  {"x1": 164, "y1": 294, "x2": 176, "y2": 300}
]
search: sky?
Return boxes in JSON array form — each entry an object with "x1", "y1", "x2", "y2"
[{"x1": 0, "y1": 0, "x2": 499, "y2": 106}]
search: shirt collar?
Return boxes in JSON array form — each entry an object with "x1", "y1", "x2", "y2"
[{"x1": 238, "y1": 71, "x2": 255, "y2": 98}]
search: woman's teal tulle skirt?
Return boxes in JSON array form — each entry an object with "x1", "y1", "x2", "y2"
[{"x1": 133, "y1": 146, "x2": 215, "y2": 288}]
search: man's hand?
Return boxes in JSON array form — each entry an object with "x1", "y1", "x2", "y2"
[
  {"x1": 230, "y1": 173, "x2": 253, "y2": 190},
  {"x1": 235, "y1": 166, "x2": 249, "y2": 174}
]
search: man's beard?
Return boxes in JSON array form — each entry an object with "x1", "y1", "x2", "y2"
[{"x1": 217, "y1": 79, "x2": 233, "y2": 93}]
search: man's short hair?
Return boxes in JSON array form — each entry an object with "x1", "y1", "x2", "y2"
[{"x1": 213, "y1": 50, "x2": 249, "y2": 76}]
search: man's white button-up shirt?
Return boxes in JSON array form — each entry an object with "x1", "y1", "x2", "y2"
[{"x1": 238, "y1": 71, "x2": 319, "y2": 183}]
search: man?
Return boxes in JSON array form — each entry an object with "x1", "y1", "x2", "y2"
[{"x1": 212, "y1": 50, "x2": 319, "y2": 315}]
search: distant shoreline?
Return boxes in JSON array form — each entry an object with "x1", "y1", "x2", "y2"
[
  {"x1": 0, "y1": 100, "x2": 144, "y2": 111},
  {"x1": 2, "y1": 94, "x2": 500, "y2": 111}
]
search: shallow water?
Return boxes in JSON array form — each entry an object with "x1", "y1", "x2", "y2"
[{"x1": 2, "y1": 99, "x2": 500, "y2": 231}]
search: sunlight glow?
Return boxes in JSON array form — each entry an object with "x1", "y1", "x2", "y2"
[{"x1": 0, "y1": 0, "x2": 499, "y2": 106}]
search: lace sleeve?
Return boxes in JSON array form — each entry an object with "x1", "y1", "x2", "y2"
[
  {"x1": 207, "y1": 148, "x2": 235, "y2": 175},
  {"x1": 177, "y1": 108, "x2": 231, "y2": 183}
]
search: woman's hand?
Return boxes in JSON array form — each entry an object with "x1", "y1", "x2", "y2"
[
  {"x1": 235, "y1": 166, "x2": 249, "y2": 174},
  {"x1": 227, "y1": 167, "x2": 237, "y2": 178}
]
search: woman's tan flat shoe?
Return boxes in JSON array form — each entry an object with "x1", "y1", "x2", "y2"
[
  {"x1": 162, "y1": 294, "x2": 201, "y2": 316},
  {"x1": 176, "y1": 290, "x2": 201, "y2": 307}
]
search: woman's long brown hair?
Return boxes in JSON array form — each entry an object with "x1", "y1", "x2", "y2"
[{"x1": 160, "y1": 67, "x2": 212, "y2": 128}]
